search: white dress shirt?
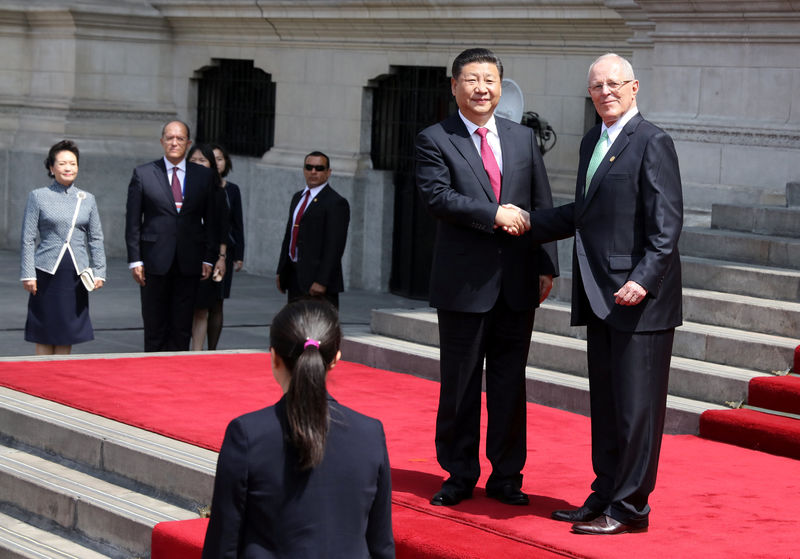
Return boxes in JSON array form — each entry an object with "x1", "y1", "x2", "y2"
[{"x1": 458, "y1": 110, "x2": 503, "y2": 175}]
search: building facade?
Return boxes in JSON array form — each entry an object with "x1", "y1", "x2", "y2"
[{"x1": 1, "y1": 0, "x2": 798, "y2": 293}]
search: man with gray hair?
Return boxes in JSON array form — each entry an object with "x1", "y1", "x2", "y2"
[{"x1": 529, "y1": 53, "x2": 683, "y2": 534}]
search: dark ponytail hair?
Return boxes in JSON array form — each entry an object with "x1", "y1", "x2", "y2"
[{"x1": 269, "y1": 300, "x2": 342, "y2": 470}]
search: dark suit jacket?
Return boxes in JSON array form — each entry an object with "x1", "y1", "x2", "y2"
[
  {"x1": 225, "y1": 182, "x2": 245, "y2": 261},
  {"x1": 202, "y1": 397, "x2": 394, "y2": 559},
  {"x1": 276, "y1": 184, "x2": 350, "y2": 294},
  {"x1": 415, "y1": 113, "x2": 558, "y2": 313},
  {"x1": 531, "y1": 113, "x2": 683, "y2": 332},
  {"x1": 125, "y1": 159, "x2": 216, "y2": 275}
]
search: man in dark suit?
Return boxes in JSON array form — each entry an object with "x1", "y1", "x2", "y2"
[
  {"x1": 276, "y1": 151, "x2": 350, "y2": 309},
  {"x1": 125, "y1": 120, "x2": 218, "y2": 351},
  {"x1": 415, "y1": 48, "x2": 559, "y2": 507},
  {"x1": 530, "y1": 53, "x2": 683, "y2": 534}
]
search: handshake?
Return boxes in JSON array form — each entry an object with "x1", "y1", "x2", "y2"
[{"x1": 495, "y1": 203, "x2": 531, "y2": 236}]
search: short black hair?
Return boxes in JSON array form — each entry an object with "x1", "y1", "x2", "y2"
[
  {"x1": 208, "y1": 142, "x2": 233, "y2": 177},
  {"x1": 44, "y1": 140, "x2": 80, "y2": 178},
  {"x1": 452, "y1": 48, "x2": 504, "y2": 80},
  {"x1": 304, "y1": 151, "x2": 330, "y2": 169},
  {"x1": 187, "y1": 143, "x2": 222, "y2": 189}
]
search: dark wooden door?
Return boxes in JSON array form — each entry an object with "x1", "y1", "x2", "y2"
[{"x1": 371, "y1": 66, "x2": 453, "y2": 299}]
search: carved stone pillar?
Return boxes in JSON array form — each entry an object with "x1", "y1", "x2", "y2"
[{"x1": 610, "y1": 0, "x2": 800, "y2": 208}]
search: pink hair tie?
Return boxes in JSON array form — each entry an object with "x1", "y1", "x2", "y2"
[{"x1": 304, "y1": 338, "x2": 320, "y2": 350}]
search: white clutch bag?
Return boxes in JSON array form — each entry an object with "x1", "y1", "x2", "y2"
[{"x1": 79, "y1": 268, "x2": 96, "y2": 292}]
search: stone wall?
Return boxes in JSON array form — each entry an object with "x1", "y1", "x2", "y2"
[{"x1": 1, "y1": 0, "x2": 798, "y2": 291}]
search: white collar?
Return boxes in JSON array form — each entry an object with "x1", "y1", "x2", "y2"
[
  {"x1": 164, "y1": 157, "x2": 186, "y2": 172},
  {"x1": 602, "y1": 106, "x2": 639, "y2": 145},
  {"x1": 303, "y1": 182, "x2": 328, "y2": 198},
  {"x1": 458, "y1": 110, "x2": 498, "y2": 137}
]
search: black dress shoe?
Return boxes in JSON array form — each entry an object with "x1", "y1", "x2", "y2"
[
  {"x1": 571, "y1": 514, "x2": 648, "y2": 535},
  {"x1": 430, "y1": 485, "x2": 473, "y2": 506},
  {"x1": 551, "y1": 506, "x2": 602, "y2": 523},
  {"x1": 485, "y1": 484, "x2": 529, "y2": 506}
]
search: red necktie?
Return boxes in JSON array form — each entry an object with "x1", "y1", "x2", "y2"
[
  {"x1": 476, "y1": 127, "x2": 502, "y2": 201},
  {"x1": 289, "y1": 190, "x2": 311, "y2": 261},
  {"x1": 171, "y1": 166, "x2": 183, "y2": 211}
]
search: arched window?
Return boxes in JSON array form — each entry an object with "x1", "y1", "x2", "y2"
[{"x1": 196, "y1": 59, "x2": 276, "y2": 157}]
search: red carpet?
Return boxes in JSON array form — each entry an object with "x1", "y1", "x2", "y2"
[
  {"x1": 700, "y1": 374, "x2": 800, "y2": 460},
  {"x1": 749, "y1": 375, "x2": 800, "y2": 415},
  {"x1": 2, "y1": 353, "x2": 799, "y2": 559},
  {"x1": 700, "y1": 409, "x2": 800, "y2": 460},
  {"x1": 795, "y1": 344, "x2": 799, "y2": 373}
]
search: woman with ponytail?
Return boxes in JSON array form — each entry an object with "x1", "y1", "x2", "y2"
[{"x1": 202, "y1": 300, "x2": 394, "y2": 558}]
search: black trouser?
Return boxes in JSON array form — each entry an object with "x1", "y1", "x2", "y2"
[
  {"x1": 283, "y1": 260, "x2": 339, "y2": 309},
  {"x1": 583, "y1": 313, "x2": 674, "y2": 525},
  {"x1": 435, "y1": 294, "x2": 535, "y2": 492},
  {"x1": 140, "y1": 258, "x2": 199, "y2": 352}
]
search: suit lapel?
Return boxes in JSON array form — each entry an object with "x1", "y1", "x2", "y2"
[
  {"x1": 581, "y1": 114, "x2": 641, "y2": 211},
  {"x1": 445, "y1": 115, "x2": 496, "y2": 203},
  {"x1": 496, "y1": 118, "x2": 514, "y2": 204},
  {"x1": 153, "y1": 159, "x2": 178, "y2": 215},
  {"x1": 299, "y1": 185, "x2": 329, "y2": 220}
]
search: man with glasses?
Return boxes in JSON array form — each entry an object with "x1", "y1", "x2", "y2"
[
  {"x1": 276, "y1": 151, "x2": 350, "y2": 308},
  {"x1": 530, "y1": 53, "x2": 683, "y2": 534},
  {"x1": 125, "y1": 120, "x2": 218, "y2": 351}
]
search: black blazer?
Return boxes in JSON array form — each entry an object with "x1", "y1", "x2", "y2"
[
  {"x1": 202, "y1": 397, "x2": 394, "y2": 559},
  {"x1": 225, "y1": 182, "x2": 245, "y2": 261},
  {"x1": 531, "y1": 113, "x2": 683, "y2": 332},
  {"x1": 125, "y1": 159, "x2": 216, "y2": 275},
  {"x1": 415, "y1": 113, "x2": 559, "y2": 313},
  {"x1": 276, "y1": 184, "x2": 350, "y2": 294}
]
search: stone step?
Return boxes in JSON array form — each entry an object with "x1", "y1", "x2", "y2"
[
  {"x1": 683, "y1": 287, "x2": 800, "y2": 339},
  {"x1": 0, "y1": 387, "x2": 217, "y2": 506},
  {"x1": 0, "y1": 510, "x2": 114, "y2": 559},
  {"x1": 539, "y1": 302, "x2": 797, "y2": 375},
  {"x1": 526, "y1": 331, "x2": 767, "y2": 406},
  {"x1": 0, "y1": 387, "x2": 216, "y2": 558},
  {"x1": 679, "y1": 227, "x2": 800, "y2": 269},
  {"x1": 545, "y1": 280, "x2": 800, "y2": 344},
  {"x1": 0, "y1": 442, "x2": 199, "y2": 558},
  {"x1": 372, "y1": 302, "x2": 797, "y2": 375},
  {"x1": 711, "y1": 204, "x2": 800, "y2": 238},
  {"x1": 681, "y1": 256, "x2": 800, "y2": 302},
  {"x1": 342, "y1": 326, "x2": 728, "y2": 435},
  {"x1": 541, "y1": 277, "x2": 800, "y2": 340}
]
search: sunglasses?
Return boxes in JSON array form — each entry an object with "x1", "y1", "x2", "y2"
[{"x1": 304, "y1": 164, "x2": 327, "y2": 172}]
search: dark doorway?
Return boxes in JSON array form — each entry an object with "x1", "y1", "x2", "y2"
[
  {"x1": 371, "y1": 66, "x2": 454, "y2": 299},
  {"x1": 196, "y1": 59, "x2": 276, "y2": 157}
]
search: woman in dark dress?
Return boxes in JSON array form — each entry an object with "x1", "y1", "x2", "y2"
[
  {"x1": 187, "y1": 143, "x2": 229, "y2": 350},
  {"x1": 20, "y1": 140, "x2": 106, "y2": 355},
  {"x1": 202, "y1": 301, "x2": 394, "y2": 558},
  {"x1": 206, "y1": 143, "x2": 245, "y2": 350}
]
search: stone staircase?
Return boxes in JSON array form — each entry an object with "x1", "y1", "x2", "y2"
[
  {"x1": 0, "y1": 185, "x2": 797, "y2": 556},
  {"x1": 0, "y1": 386, "x2": 215, "y2": 558},
  {"x1": 343, "y1": 183, "x2": 800, "y2": 435}
]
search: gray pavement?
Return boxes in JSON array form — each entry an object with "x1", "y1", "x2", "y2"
[{"x1": 0, "y1": 249, "x2": 423, "y2": 358}]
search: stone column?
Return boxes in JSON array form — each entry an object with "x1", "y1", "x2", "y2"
[{"x1": 611, "y1": 0, "x2": 800, "y2": 209}]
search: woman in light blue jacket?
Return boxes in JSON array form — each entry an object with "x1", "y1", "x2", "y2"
[{"x1": 20, "y1": 140, "x2": 106, "y2": 355}]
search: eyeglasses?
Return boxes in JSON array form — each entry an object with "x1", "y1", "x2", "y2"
[
  {"x1": 588, "y1": 80, "x2": 633, "y2": 94},
  {"x1": 163, "y1": 135, "x2": 188, "y2": 143},
  {"x1": 304, "y1": 164, "x2": 327, "y2": 172}
]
